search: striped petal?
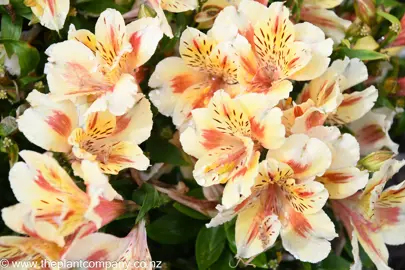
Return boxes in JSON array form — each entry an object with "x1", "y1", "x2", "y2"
[
  {"x1": 125, "y1": 17, "x2": 163, "y2": 71},
  {"x1": 349, "y1": 109, "x2": 399, "y2": 156},
  {"x1": 331, "y1": 86, "x2": 378, "y2": 124},
  {"x1": 64, "y1": 220, "x2": 152, "y2": 270},
  {"x1": 45, "y1": 40, "x2": 108, "y2": 98},
  {"x1": 17, "y1": 91, "x2": 77, "y2": 153},
  {"x1": 280, "y1": 209, "x2": 337, "y2": 263},
  {"x1": 318, "y1": 168, "x2": 368, "y2": 199},
  {"x1": 27, "y1": 0, "x2": 69, "y2": 31},
  {"x1": 267, "y1": 134, "x2": 332, "y2": 182}
]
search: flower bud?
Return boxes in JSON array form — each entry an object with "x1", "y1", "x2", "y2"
[
  {"x1": 358, "y1": 150, "x2": 395, "y2": 172},
  {"x1": 138, "y1": 4, "x2": 156, "y2": 18},
  {"x1": 354, "y1": 0, "x2": 376, "y2": 25}
]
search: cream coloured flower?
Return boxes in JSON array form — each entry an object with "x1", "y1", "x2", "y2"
[
  {"x1": 280, "y1": 99, "x2": 369, "y2": 199},
  {"x1": 1, "y1": 151, "x2": 126, "y2": 247},
  {"x1": 208, "y1": 134, "x2": 336, "y2": 262},
  {"x1": 298, "y1": 57, "x2": 378, "y2": 125},
  {"x1": 332, "y1": 159, "x2": 405, "y2": 270},
  {"x1": 349, "y1": 108, "x2": 400, "y2": 156},
  {"x1": 213, "y1": 0, "x2": 334, "y2": 92},
  {"x1": 195, "y1": 0, "x2": 268, "y2": 29},
  {"x1": 300, "y1": 0, "x2": 351, "y2": 43},
  {"x1": 24, "y1": 0, "x2": 70, "y2": 31},
  {"x1": 180, "y1": 90, "x2": 285, "y2": 208},
  {"x1": 307, "y1": 126, "x2": 369, "y2": 199},
  {"x1": 45, "y1": 9, "x2": 163, "y2": 116},
  {"x1": 64, "y1": 220, "x2": 152, "y2": 270},
  {"x1": 149, "y1": 27, "x2": 244, "y2": 127},
  {"x1": 18, "y1": 90, "x2": 152, "y2": 175},
  {"x1": 150, "y1": 0, "x2": 333, "y2": 128}
]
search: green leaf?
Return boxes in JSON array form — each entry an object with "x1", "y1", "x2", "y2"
[
  {"x1": 249, "y1": 253, "x2": 269, "y2": 269},
  {"x1": 207, "y1": 248, "x2": 235, "y2": 270},
  {"x1": 377, "y1": 0, "x2": 401, "y2": 7},
  {"x1": 132, "y1": 183, "x2": 171, "y2": 223},
  {"x1": 1, "y1": 40, "x2": 40, "y2": 76},
  {"x1": 195, "y1": 226, "x2": 227, "y2": 270},
  {"x1": 147, "y1": 212, "x2": 203, "y2": 244},
  {"x1": 301, "y1": 262, "x2": 312, "y2": 270},
  {"x1": 1, "y1": 14, "x2": 22, "y2": 40},
  {"x1": 146, "y1": 135, "x2": 190, "y2": 166},
  {"x1": 173, "y1": 202, "x2": 210, "y2": 220},
  {"x1": 377, "y1": 10, "x2": 401, "y2": 26},
  {"x1": 0, "y1": 138, "x2": 19, "y2": 167},
  {"x1": 8, "y1": 0, "x2": 32, "y2": 19},
  {"x1": 18, "y1": 74, "x2": 45, "y2": 87},
  {"x1": 340, "y1": 48, "x2": 389, "y2": 61},
  {"x1": 394, "y1": 110, "x2": 405, "y2": 136},
  {"x1": 317, "y1": 252, "x2": 351, "y2": 270},
  {"x1": 0, "y1": 117, "x2": 17, "y2": 137},
  {"x1": 223, "y1": 219, "x2": 237, "y2": 254}
]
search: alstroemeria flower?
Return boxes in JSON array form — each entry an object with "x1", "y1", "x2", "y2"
[
  {"x1": 300, "y1": 0, "x2": 351, "y2": 43},
  {"x1": 0, "y1": 236, "x2": 62, "y2": 269},
  {"x1": 212, "y1": 0, "x2": 333, "y2": 97},
  {"x1": 194, "y1": 0, "x2": 268, "y2": 29},
  {"x1": 208, "y1": 134, "x2": 336, "y2": 262},
  {"x1": 298, "y1": 57, "x2": 378, "y2": 125},
  {"x1": 64, "y1": 220, "x2": 152, "y2": 270},
  {"x1": 149, "y1": 26, "x2": 244, "y2": 127},
  {"x1": 180, "y1": 90, "x2": 285, "y2": 208},
  {"x1": 1, "y1": 151, "x2": 128, "y2": 247},
  {"x1": 332, "y1": 159, "x2": 405, "y2": 270},
  {"x1": 348, "y1": 107, "x2": 400, "y2": 156},
  {"x1": 45, "y1": 8, "x2": 163, "y2": 116},
  {"x1": 18, "y1": 90, "x2": 153, "y2": 175},
  {"x1": 24, "y1": 0, "x2": 70, "y2": 31},
  {"x1": 307, "y1": 126, "x2": 369, "y2": 199}
]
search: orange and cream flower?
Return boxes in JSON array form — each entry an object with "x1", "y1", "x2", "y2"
[
  {"x1": 213, "y1": 0, "x2": 333, "y2": 97},
  {"x1": 1, "y1": 151, "x2": 128, "y2": 247},
  {"x1": 307, "y1": 126, "x2": 369, "y2": 199},
  {"x1": 348, "y1": 107, "x2": 400, "y2": 156},
  {"x1": 208, "y1": 134, "x2": 336, "y2": 262},
  {"x1": 332, "y1": 158, "x2": 405, "y2": 270},
  {"x1": 300, "y1": 0, "x2": 351, "y2": 44},
  {"x1": 194, "y1": 0, "x2": 268, "y2": 29},
  {"x1": 45, "y1": 8, "x2": 163, "y2": 116},
  {"x1": 180, "y1": 90, "x2": 285, "y2": 208},
  {"x1": 18, "y1": 91, "x2": 153, "y2": 175},
  {"x1": 149, "y1": 27, "x2": 244, "y2": 127},
  {"x1": 298, "y1": 57, "x2": 378, "y2": 125},
  {"x1": 24, "y1": 0, "x2": 70, "y2": 31},
  {"x1": 281, "y1": 100, "x2": 369, "y2": 199},
  {"x1": 64, "y1": 220, "x2": 152, "y2": 270}
]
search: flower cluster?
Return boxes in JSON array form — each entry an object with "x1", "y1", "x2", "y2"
[
  {"x1": 2, "y1": 0, "x2": 405, "y2": 269},
  {"x1": 0, "y1": 8, "x2": 161, "y2": 268}
]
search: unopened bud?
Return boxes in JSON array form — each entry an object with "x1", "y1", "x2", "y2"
[
  {"x1": 358, "y1": 150, "x2": 395, "y2": 172},
  {"x1": 138, "y1": 4, "x2": 156, "y2": 18},
  {"x1": 353, "y1": 36, "x2": 379, "y2": 51},
  {"x1": 354, "y1": 0, "x2": 376, "y2": 25}
]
